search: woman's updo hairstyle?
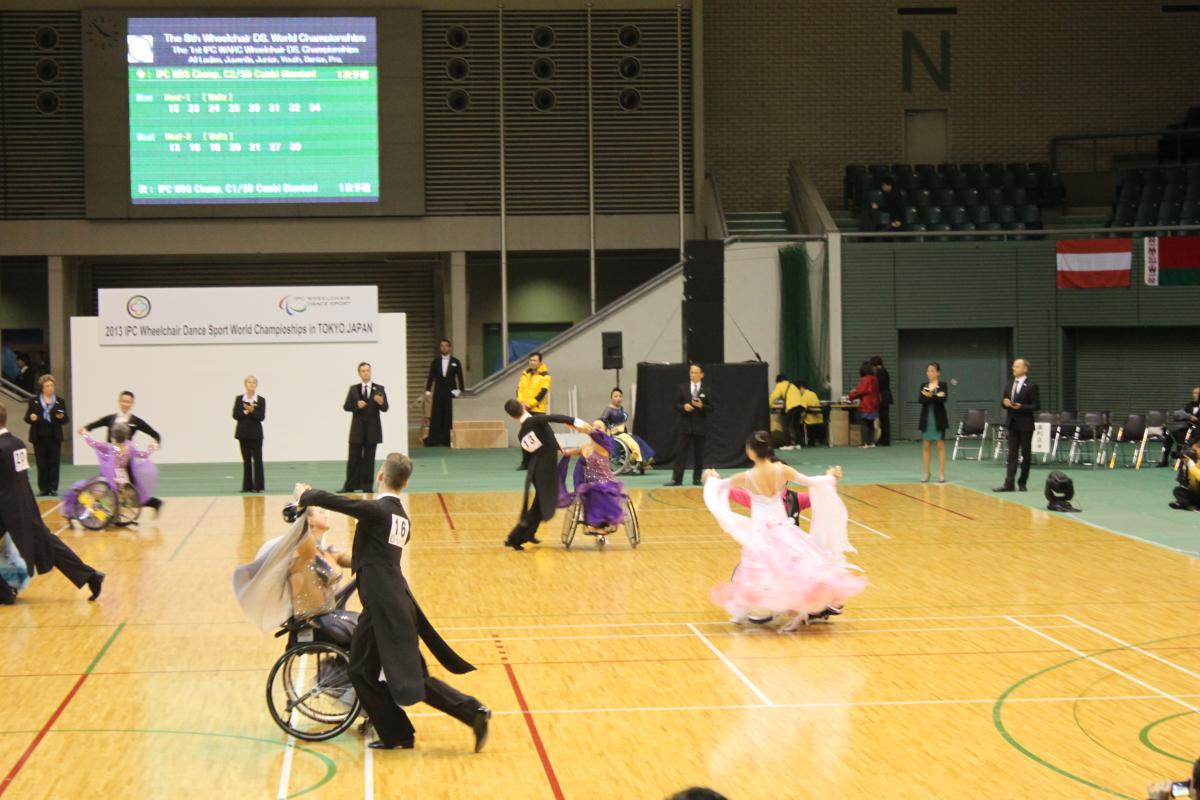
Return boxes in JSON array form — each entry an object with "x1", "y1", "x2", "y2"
[{"x1": 746, "y1": 430, "x2": 772, "y2": 460}]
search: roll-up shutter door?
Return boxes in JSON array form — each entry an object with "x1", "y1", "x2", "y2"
[{"x1": 1072, "y1": 327, "x2": 1195, "y2": 422}]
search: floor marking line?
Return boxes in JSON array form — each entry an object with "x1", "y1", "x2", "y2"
[
  {"x1": 438, "y1": 613, "x2": 1069, "y2": 632},
  {"x1": 0, "y1": 623, "x2": 124, "y2": 797},
  {"x1": 1006, "y1": 617, "x2": 1198, "y2": 712},
  {"x1": 435, "y1": 492, "x2": 456, "y2": 532},
  {"x1": 1061, "y1": 615, "x2": 1200, "y2": 683},
  {"x1": 875, "y1": 484, "x2": 975, "y2": 520},
  {"x1": 167, "y1": 496, "x2": 219, "y2": 562},
  {"x1": 687, "y1": 623, "x2": 774, "y2": 707},
  {"x1": 363, "y1": 735, "x2": 374, "y2": 800},
  {"x1": 275, "y1": 652, "x2": 308, "y2": 800},
  {"x1": 496, "y1": 637, "x2": 564, "y2": 800},
  {"x1": 39, "y1": 502, "x2": 61, "y2": 519}
]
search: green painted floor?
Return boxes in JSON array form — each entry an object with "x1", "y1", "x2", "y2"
[{"x1": 36, "y1": 441, "x2": 1198, "y2": 556}]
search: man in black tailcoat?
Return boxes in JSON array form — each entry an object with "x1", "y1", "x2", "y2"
[
  {"x1": 666, "y1": 363, "x2": 715, "y2": 486},
  {"x1": 502, "y1": 399, "x2": 587, "y2": 550},
  {"x1": 342, "y1": 362, "x2": 389, "y2": 492},
  {"x1": 424, "y1": 339, "x2": 465, "y2": 447},
  {"x1": 0, "y1": 403, "x2": 103, "y2": 604},
  {"x1": 295, "y1": 452, "x2": 491, "y2": 751}
]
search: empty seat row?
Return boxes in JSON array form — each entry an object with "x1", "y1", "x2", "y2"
[
  {"x1": 845, "y1": 162, "x2": 1065, "y2": 211},
  {"x1": 1108, "y1": 165, "x2": 1200, "y2": 228}
]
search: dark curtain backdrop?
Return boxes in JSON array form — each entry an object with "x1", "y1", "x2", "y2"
[{"x1": 633, "y1": 362, "x2": 770, "y2": 468}]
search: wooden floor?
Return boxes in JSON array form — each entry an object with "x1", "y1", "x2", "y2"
[{"x1": 3, "y1": 483, "x2": 1199, "y2": 799}]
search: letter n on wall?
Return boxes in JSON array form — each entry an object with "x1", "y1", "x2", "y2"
[{"x1": 902, "y1": 31, "x2": 950, "y2": 92}]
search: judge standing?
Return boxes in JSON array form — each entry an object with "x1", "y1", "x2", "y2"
[
  {"x1": 666, "y1": 363, "x2": 715, "y2": 486},
  {"x1": 294, "y1": 453, "x2": 490, "y2": 751},
  {"x1": 0, "y1": 403, "x2": 104, "y2": 602},
  {"x1": 233, "y1": 376, "x2": 266, "y2": 493},
  {"x1": 342, "y1": 362, "x2": 388, "y2": 493},
  {"x1": 995, "y1": 358, "x2": 1039, "y2": 493},
  {"x1": 424, "y1": 339, "x2": 464, "y2": 447},
  {"x1": 502, "y1": 399, "x2": 587, "y2": 550},
  {"x1": 26, "y1": 374, "x2": 68, "y2": 496}
]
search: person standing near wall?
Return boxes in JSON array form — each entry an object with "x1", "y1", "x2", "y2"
[
  {"x1": 871, "y1": 356, "x2": 893, "y2": 446},
  {"x1": 995, "y1": 358, "x2": 1039, "y2": 493},
  {"x1": 846, "y1": 362, "x2": 880, "y2": 449},
  {"x1": 666, "y1": 363, "x2": 715, "y2": 486},
  {"x1": 342, "y1": 362, "x2": 388, "y2": 493},
  {"x1": 14, "y1": 354, "x2": 36, "y2": 394},
  {"x1": 26, "y1": 375, "x2": 67, "y2": 496},
  {"x1": 424, "y1": 339, "x2": 464, "y2": 448},
  {"x1": 233, "y1": 376, "x2": 266, "y2": 493},
  {"x1": 917, "y1": 362, "x2": 949, "y2": 482},
  {"x1": 515, "y1": 352, "x2": 551, "y2": 470}
]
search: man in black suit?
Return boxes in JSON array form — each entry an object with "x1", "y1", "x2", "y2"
[
  {"x1": 83, "y1": 390, "x2": 162, "y2": 445},
  {"x1": 342, "y1": 362, "x2": 388, "y2": 493},
  {"x1": 295, "y1": 453, "x2": 490, "y2": 751},
  {"x1": 424, "y1": 339, "x2": 465, "y2": 448},
  {"x1": 13, "y1": 354, "x2": 36, "y2": 395},
  {"x1": 0, "y1": 403, "x2": 104, "y2": 603},
  {"x1": 666, "y1": 363, "x2": 715, "y2": 487},
  {"x1": 502, "y1": 399, "x2": 587, "y2": 550},
  {"x1": 995, "y1": 358, "x2": 1040, "y2": 492}
]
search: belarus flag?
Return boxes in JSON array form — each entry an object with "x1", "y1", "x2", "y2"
[
  {"x1": 1055, "y1": 239, "x2": 1132, "y2": 288},
  {"x1": 1145, "y1": 236, "x2": 1200, "y2": 286}
]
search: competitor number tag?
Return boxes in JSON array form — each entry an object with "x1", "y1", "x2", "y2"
[
  {"x1": 12, "y1": 448, "x2": 28, "y2": 472},
  {"x1": 520, "y1": 431, "x2": 542, "y2": 453},
  {"x1": 387, "y1": 514, "x2": 411, "y2": 548}
]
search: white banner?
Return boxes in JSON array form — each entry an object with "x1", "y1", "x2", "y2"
[
  {"x1": 1144, "y1": 236, "x2": 1160, "y2": 286},
  {"x1": 1031, "y1": 421, "x2": 1052, "y2": 455},
  {"x1": 98, "y1": 286, "x2": 378, "y2": 345}
]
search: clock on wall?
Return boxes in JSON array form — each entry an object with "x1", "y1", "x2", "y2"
[{"x1": 85, "y1": 14, "x2": 122, "y2": 51}]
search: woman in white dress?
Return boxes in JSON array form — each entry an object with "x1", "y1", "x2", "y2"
[{"x1": 703, "y1": 432, "x2": 866, "y2": 631}]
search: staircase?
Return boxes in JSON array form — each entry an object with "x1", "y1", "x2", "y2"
[{"x1": 726, "y1": 211, "x2": 791, "y2": 236}]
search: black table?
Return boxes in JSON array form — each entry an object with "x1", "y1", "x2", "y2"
[{"x1": 632, "y1": 362, "x2": 770, "y2": 469}]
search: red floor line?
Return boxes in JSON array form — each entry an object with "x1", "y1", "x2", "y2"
[
  {"x1": 436, "y1": 492, "x2": 458, "y2": 537},
  {"x1": 0, "y1": 673, "x2": 87, "y2": 795},
  {"x1": 497, "y1": 642, "x2": 564, "y2": 800},
  {"x1": 875, "y1": 484, "x2": 975, "y2": 520}
]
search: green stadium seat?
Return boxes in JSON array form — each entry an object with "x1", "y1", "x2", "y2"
[
  {"x1": 1182, "y1": 200, "x2": 1199, "y2": 222},
  {"x1": 892, "y1": 163, "x2": 914, "y2": 176},
  {"x1": 1020, "y1": 204, "x2": 1041, "y2": 226},
  {"x1": 919, "y1": 205, "x2": 943, "y2": 225},
  {"x1": 946, "y1": 204, "x2": 967, "y2": 225},
  {"x1": 1140, "y1": 183, "x2": 1165, "y2": 203},
  {"x1": 869, "y1": 164, "x2": 890, "y2": 178},
  {"x1": 904, "y1": 205, "x2": 920, "y2": 225},
  {"x1": 1164, "y1": 165, "x2": 1186, "y2": 185},
  {"x1": 928, "y1": 223, "x2": 952, "y2": 241},
  {"x1": 1187, "y1": 165, "x2": 1200, "y2": 184},
  {"x1": 1006, "y1": 162, "x2": 1029, "y2": 175},
  {"x1": 993, "y1": 204, "x2": 1016, "y2": 224},
  {"x1": 1005, "y1": 187, "x2": 1028, "y2": 206},
  {"x1": 984, "y1": 162, "x2": 1004, "y2": 174},
  {"x1": 979, "y1": 222, "x2": 1003, "y2": 240},
  {"x1": 875, "y1": 211, "x2": 891, "y2": 228},
  {"x1": 938, "y1": 163, "x2": 960, "y2": 177},
  {"x1": 1163, "y1": 183, "x2": 1185, "y2": 204},
  {"x1": 1158, "y1": 202, "x2": 1181, "y2": 225},
  {"x1": 969, "y1": 205, "x2": 991, "y2": 224},
  {"x1": 1185, "y1": 183, "x2": 1200, "y2": 202},
  {"x1": 912, "y1": 189, "x2": 932, "y2": 207},
  {"x1": 1112, "y1": 202, "x2": 1136, "y2": 227},
  {"x1": 935, "y1": 188, "x2": 957, "y2": 207},
  {"x1": 1144, "y1": 170, "x2": 1166, "y2": 189},
  {"x1": 951, "y1": 222, "x2": 977, "y2": 240},
  {"x1": 1134, "y1": 203, "x2": 1159, "y2": 227},
  {"x1": 988, "y1": 171, "x2": 1016, "y2": 190},
  {"x1": 924, "y1": 171, "x2": 946, "y2": 192},
  {"x1": 907, "y1": 222, "x2": 927, "y2": 241},
  {"x1": 902, "y1": 173, "x2": 923, "y2": 193},
  {"x1": 983, "y1": 187, "x2": 1004, "y2": 206},
  {"x1": 866, "y1": 189, "x2": 883, "y2": 208}
]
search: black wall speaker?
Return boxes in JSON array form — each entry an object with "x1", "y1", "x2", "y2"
[{"x1": 602, "y1": 331, "x2": 624, "y2": 370}]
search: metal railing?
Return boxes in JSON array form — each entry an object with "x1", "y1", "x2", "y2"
[
  {"x1": 843, "y1": 222, "x2": 1200, "y2": 243},
  {"x1": 1049, "y1": 127, "x2": 1200, "y2": 172}
]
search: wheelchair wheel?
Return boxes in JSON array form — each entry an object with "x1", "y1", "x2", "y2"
[
  {"x1": 560, "y1": 498, "x2": 581, "y2": 549},
  {"x1": 622, "y1": 495, "x2": 640, "y2": 548},
  {"x1": 113, "y1": 485, "x2": 142, "y2": 527},
  {"x1": 75, "y1": 479, "x2": 118, "y2": 531},
  {"x1": 608, "y1": 437, "x2": 631, "y2": 475},
  {"x1": 266, "y1": 641, "x2": 361, "y2": 741}
]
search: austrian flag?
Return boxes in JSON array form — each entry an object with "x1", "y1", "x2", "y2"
[{"x1": 1055, "y1": 239, "x2": 1132, "y2": 288}]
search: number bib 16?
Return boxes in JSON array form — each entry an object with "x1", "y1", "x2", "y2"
[{"x1": 388, "y1": 514, "x2": 411, "y2": 549}]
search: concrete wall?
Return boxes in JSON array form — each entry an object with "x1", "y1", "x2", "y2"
[
  {"x1": 451, "y1": 268, "x2": 685, "y2": 444},
  {"x1": 704, "y1": 0, "x2": 1200, "y2": 210}
]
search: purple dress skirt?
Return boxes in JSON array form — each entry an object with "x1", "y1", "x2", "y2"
[
  {"x1": 63, "y1": 436, "x2": 159, "y2": 518},
  {"x1": 556, "y1": 431, "x2": 625, "y2": 528}
]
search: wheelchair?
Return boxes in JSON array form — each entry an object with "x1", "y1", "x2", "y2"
[
  {"x1": 560, "y1": 493, "x2": 641, "y2": 549},
  {"x1": 607, "y1": 430, "x2": 650, "y2": 476},
  {"x1": 265, "y1": 579, "x2": 364, "y2": 741},
  {"x1": 68, "y1": 478, "x2": 141, "y2": 531}
]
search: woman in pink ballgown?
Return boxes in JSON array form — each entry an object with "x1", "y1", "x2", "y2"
[{"x1": 704, "y1": 432, "x2": 866, "y2": 632}]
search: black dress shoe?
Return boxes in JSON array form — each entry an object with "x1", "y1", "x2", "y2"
[
  {"x1": 529, "y1": 535, "x2": 541, "y2": 544},
  {"x1": 1018, "y1": 484, "x2": 1028, "y2": 492},
  {"x1": 692, "y1": 480, "x2": 703, "y2": 486},
  {"x1": 472, "y1": 706, "x2": 492, "y2": 753},
  {"x1": 87, "y1": 572, "x2": 105, "y2": 601},
  {"x1": 504, "y1": 538, "x2": 525, "y2": 551},
  {"x1": 1170, "y1": 502, "x2": 1185, "y2": 509},
  {"x1": 368, "y1": 739, "x2": 414, "y2": 750},
  {"x1": 663, "y1": 480, "x2": 681, "y2": 487},
  {"x1": 993, "y1": 485, "x2": 1015, "y2": 493}
]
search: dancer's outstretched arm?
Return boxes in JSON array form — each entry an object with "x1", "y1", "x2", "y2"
[{"x1": 779, "y1": 464, "x2": 842, "y2": 486}]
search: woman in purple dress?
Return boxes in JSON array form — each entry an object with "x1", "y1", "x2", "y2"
[
  {"x1": 63, "y1": 423, "x2": 159, "y2": 526},
  {"x1": 559, "y1": 421, "x2": 625, "y2": 534}
]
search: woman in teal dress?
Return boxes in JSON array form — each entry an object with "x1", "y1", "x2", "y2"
[{"x1": 918, "y1": 362, "x2": 949, "y2": 482}]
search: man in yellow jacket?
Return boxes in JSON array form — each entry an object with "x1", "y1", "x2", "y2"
[
  {"x1": 1170, "y1": 441, "x2": 1200, "y2": 510},
  {"x1": 769, "y1": 374, "x2": 823, "y2": 448},
  {"x1": 516, "y1": 352, "x2": 551, "y2": 469}
]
